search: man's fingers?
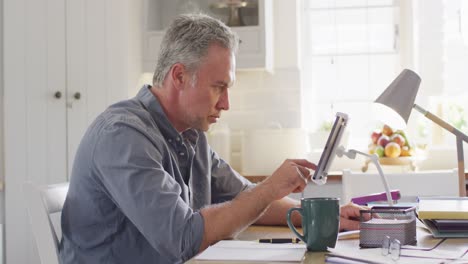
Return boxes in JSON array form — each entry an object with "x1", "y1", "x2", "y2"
[
  {"x1": 291, "y1": 166, "x2": 308, "y2": 193},
  {"x1": 293, "y1": 163, "x2": 313, "y2": 179},
  {"x1": 289, "y1": 159, "x2": 317, "y2": 171},
  {"x1": 292, "y1": 185, "x2": 306, "y2": 193},
  {"x1": 295, "y1": 166, "x2": 308, "y2": 183},
  {"x1": 341, "y1": 202, "x2": 367, "y2": 218},
  {"x1": 340, "y1": 217, "x2": 360, "y2": 231}
]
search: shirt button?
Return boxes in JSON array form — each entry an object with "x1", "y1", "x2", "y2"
[
  {"x1": 176, "y1": 138, "x2": 181, "y2": 142},
  {"x1": 168, "y1": 139, "x2": 172, "y2": 142},
  {"x1": 179, "y1": 152, "x2": 185, "y2": 156}
]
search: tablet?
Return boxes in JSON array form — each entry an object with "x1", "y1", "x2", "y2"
[{"x1": 312, "y1": 112, "x2": 349, "y2": 185}]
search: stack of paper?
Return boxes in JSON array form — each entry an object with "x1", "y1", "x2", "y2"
[
  {"x1": 418, "y1": 197, "x2": 468, "y2": 238},
  {"x1": 328, "y1": 245, "x2": 468, "y2": 264},
  {"x1": 195, "y1": 240, "x2": 306, "y2": 262}
]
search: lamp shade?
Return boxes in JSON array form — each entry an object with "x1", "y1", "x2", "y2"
[{"x1": 374, "y1": 69, "x2": 421, "y2": 128}]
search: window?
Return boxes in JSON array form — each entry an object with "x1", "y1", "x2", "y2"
[
  {"x1": 437, "y1": 0, "x2": 468, "y2": 142},
  {"x1": 301, "y1": 0, "x2": 401, "y2": 148}
]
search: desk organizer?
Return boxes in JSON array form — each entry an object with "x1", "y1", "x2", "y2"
[{"x1": 359, "y1": 206, "x2": 417, "y2": 248}]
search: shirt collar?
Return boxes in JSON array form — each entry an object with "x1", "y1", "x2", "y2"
[{"x1": 136, "y1": 84, "x2": 199, "y2": 145}]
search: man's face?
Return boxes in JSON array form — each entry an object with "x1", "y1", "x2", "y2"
[{"x1": 180, "y1": 44, "x2": 235, "y2": 131}]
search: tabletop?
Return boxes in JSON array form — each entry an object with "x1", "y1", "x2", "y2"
[{"x1": 187, "y1": 224, "x2": 468, "y2": 263}]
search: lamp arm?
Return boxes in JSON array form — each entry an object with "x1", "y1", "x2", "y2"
[
  {"x1": 457, "y1": 137, "x2": 466, "y2": 196},
  {"x1": 413, "y1": 104, "x2": 468, "y2": 143},
  {"x1": 337, "y1": 147, "x2": 394, "y2": 206},
  {"x1": 413, "y1": 103, "x2": 467, "y2": 196}
]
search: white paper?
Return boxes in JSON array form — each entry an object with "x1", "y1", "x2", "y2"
[
  {"x1": 338, "y1": 230, "x2": 360, "y2": 240},
  {"x1": 195, "y1": 240, "x2": 306, "y2": 262},
  {"x1": 328, "y1": 245, "x2": 467, "y2": 264}
]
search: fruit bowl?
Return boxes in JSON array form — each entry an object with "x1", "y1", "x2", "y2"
[
  {"x1": 365, "y1": 124, "x2": 422, "y2": 171},
  {"x1": 361, "y1": 155, "x2": 426, "y2": 172},
  {"x1": 378, "y1": 156, "x2": 415, "y2": 166}
]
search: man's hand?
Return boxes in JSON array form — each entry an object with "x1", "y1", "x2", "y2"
[
  {"x1": 339, "y1": 203, "x2": 368, "y2": 231},
  {"x1": 199, "y1": 159, "x2": 317, "y2": 252},
  {"x1": 260, "y1": 159, "x2": 317, "y2": 201}
]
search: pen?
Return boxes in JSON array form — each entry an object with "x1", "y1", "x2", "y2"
[{"x1": 258, "y1": 238, "x2": 301, "y2": 244}]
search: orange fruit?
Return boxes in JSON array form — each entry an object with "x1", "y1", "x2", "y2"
[
  {"x1": 400, "y1": 146, "x2": 414, "y2": 157},
  {"x1": 384, "y1": 142, "x2": 401, "y2": 158}
]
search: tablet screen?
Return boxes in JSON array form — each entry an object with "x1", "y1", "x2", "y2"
[{"x1": 312, "y1": 112, "x2": 348, "y2": 185}]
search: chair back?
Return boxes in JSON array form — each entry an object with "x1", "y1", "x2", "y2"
[
  {"x1": 341, "y1": 169, "x2": 459, "y2": 203},
  {"x1": 24, "y1": 182, "x2": 69, "y2": 264}
]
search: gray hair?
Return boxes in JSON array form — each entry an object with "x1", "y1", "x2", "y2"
[{"x1": 152, "y1": 14, "x2": 239, "y2": 87}]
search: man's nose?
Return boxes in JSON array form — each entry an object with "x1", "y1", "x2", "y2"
[{"x1": 217, "y1": 89, "x2": 230, "y2": 111}]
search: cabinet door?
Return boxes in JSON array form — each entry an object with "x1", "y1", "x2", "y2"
[
  {"x1": 4, "y1": 0, "x2": 67, "y2": 263},
  {"x1": 66, "y1": 0, "x2": 141, "y2": 174},
  {"x1": 66, "y1": 0, "x2": 110, "y2": 175},
  {"x1": 4, "y1": 0, "x2": 140, "y2": 263}
]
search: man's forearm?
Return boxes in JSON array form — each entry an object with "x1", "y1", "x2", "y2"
[
  {"x1": 254, "y1": 197, "x2": 301, "y2": 226},
  {"x1": 198, "y1": 159, "x2": 315, "y2": 252},
  {"x1": 198, "y1": 182, "x2": 276, "y2": 251}
]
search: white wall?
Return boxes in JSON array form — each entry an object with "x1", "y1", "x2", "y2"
[
  {"x1": 0, "y1": 0, "x2": 5, "y2": 261},
  {"x1": 218, "y1": 1, "x2": 303, "y2": 172},
  {"x1": 223, "y1": 1, "x2": 302, "y2": 130}
]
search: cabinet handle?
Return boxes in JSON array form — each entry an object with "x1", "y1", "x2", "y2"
[
  {"x1": 54, "y1": 91, "x2": 62, "y2": 99},
  {"x1": 73, "y1": 92, "x2": 81, "y2": 100}
]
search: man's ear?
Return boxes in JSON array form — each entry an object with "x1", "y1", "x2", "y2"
[{"x1": 170, "y1": 63, "x2": 187, "y2": 90}]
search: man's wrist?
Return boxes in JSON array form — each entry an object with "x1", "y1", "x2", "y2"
[{"x1": 254, "y1": 181, "x2": 279, "y2": 203}]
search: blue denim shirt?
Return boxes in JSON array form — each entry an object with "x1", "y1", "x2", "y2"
[{"x1": 59, "y1": 85, "x2": 252, "y2": 264}]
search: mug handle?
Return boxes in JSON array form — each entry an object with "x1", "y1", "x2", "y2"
[{"x1": 287, "y1": 207, "x2": 305, "y2": 242}]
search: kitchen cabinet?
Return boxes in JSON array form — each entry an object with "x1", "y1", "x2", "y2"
[
  {"x1": 143, "y1": 0, "x2": 272, "y2": 72},
  {"x1": 3, "y1": 0, "x2": 142, "y2": 263}
]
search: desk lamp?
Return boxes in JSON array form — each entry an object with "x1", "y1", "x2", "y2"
[{"x1": 374, "y1": 69, "x2": 468, "y2": 196}]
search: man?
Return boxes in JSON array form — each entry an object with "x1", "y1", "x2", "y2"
[{"x1": 60, "y1": 14, "x2": 362, "y2": 264}]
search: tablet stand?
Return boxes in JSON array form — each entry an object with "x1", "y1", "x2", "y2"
[{"x1": 336, "y1": 146, "x2": 394, "y2": 206}]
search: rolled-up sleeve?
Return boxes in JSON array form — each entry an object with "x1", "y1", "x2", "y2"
[
  {"x1": 209, "y1": 148, "x2": 254, "y2": 204},
  {"x1": 92, "y1": 123, "x2": 203, "y2": 262}
]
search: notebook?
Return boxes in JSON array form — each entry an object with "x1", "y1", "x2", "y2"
[
  {"x1": 418, "y1": 197, "x2": 468, "y2": 238},
  {"x1": 421, "y1": 219, "x2": 468, "y2": 238},
  {"x1": 195, "y1": 240, "x2": 306, "y2": 262},
  {"x1": 431, "y1": 219, "x2": 468, "y2": 232},
  {"x1": 417, "y1": 197, "x2": 468, "y2": 220}
]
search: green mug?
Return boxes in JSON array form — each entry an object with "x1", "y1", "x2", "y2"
[{"x1": 287, "y1": 197, "x2": 340, "y2": 251}]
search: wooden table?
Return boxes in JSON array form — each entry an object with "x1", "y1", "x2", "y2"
[{"x1": 187, "y1": 225, "x2": 468, "y2": 263}]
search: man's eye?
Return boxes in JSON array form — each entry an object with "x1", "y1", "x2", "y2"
[{"x1": 214, "y1": 86, "x2": 225, "y2": 93}]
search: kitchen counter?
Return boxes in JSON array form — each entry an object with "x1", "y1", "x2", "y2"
[
  {"x1": 244, "y1": 171, "x2": 468, "y2": 195},
  {"x1": 244, "y1": 172, "x2": 343, "y2": 184}
]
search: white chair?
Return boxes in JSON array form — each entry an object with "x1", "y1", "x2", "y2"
[
  {"x1": 341, "y1": 169, "x2": 459, "y2": 203},
  {"x1": 24, "y1": 182, "x2": 69, "y2": 264}
]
